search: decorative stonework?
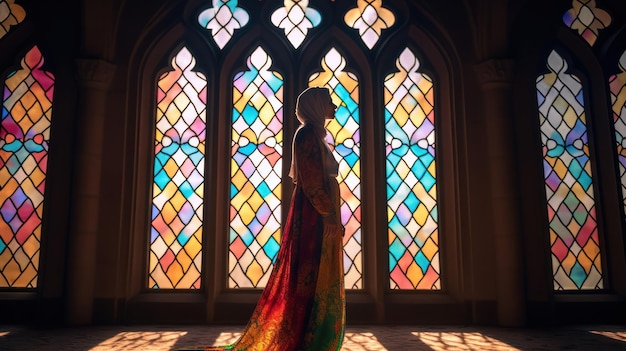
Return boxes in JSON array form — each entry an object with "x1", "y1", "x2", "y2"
[
  {"x1": 474, "y1": 59, "x2": 515, "y2": 86},
  {"x1": 75, "y1": 59, "x2": 117, "y2": 89}
]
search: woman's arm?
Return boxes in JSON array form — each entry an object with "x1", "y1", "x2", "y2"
[{"x1": 294, "y1": 127, "x2": 334, "y2": 216}]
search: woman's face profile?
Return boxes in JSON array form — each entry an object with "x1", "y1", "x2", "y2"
[{"x1": 325, "y1": 94, "x2": 338, "y2": 120}]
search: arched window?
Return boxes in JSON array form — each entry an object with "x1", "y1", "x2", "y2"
[
  {"x1": 149, "y1": 47, "x2": 207, "y2": 289},
  {"x1": 0, "y1": 45, "x2": 54, "y2": 288},
  {"x1": 308, "y1": 47, "x2": 363, "y2": 289},
  {"x1": 513, "y1": 2, "x2": 626, "y2": 319},
  {"x1": 385, "y1": 47, "x2": 440, "y2": 290},
  {"x1": 229, "y1": 46, "x2": 284, "y2": 289},
  {"x1": 524, "y1": 1, "x2": 626, "y2": 294},
  {"x1": 147, "y1": 2, "x2": 408, "y2": 292},
  {"x1": 536, "y1": 49, "x2": 603, "y2": 290},
  {"x1": 132, "y1": 0, "x2": 462, "y2": 323}
]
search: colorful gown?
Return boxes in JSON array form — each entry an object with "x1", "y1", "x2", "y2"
[{"x1": 191, "y1": 124, "x2": 345, "y2": 351}]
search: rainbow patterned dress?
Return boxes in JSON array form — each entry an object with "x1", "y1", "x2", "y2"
[{"x1": 184, "y1": 125, "x2": 345, "y2": 351}]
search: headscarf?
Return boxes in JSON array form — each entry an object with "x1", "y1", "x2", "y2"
[
  {"x1": 295, "y1": 86, "x2": 330, "y2": 137},
  {"x1": 289, "y1": 86, "x2": 336, "y2": 180}
]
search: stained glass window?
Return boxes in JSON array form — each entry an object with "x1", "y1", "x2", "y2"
[
  {"x1": 149, "y1": 47, "x2": 206, "y2": 289},
  {"x1": 384, "y1": 48, "x2": 440, "y2": 290},
  {"x1": 0, "y1": 45, "x2": 53, "y2": 288},
  {"x1": 345, "y1": 0, "x2": 395, "y2": 50},
  {"x1": 309, "y1": 47, "x2": 362, "y2": 289},
  {"x1": 610, "y1": 50, "x2": 626, "y2": 219},
  {"x1": 0, "y1": 0, "x2": 25, "y2": 40},
  {"x1": 198, "y1": 0, "x2": 249, "y2": 49},
  {"x1": 271, "y1": 0, "x2": 321, "y2": 49},
  {"x1": 562, "y1": 0, "x2": 611, "y2": 46},
  {"x1": 229, "y1": 46, "x2": 283, "y2": 288},
  {"x1": 536, "y1": 50, "x2": 603, "y2": 290}
]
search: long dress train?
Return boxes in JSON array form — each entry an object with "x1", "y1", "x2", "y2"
[{"x1": 185, "y1": 125, "x2": 345, "y2": 351}]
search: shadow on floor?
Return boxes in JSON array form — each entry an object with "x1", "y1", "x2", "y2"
[{"x1": 1, "y1": 324, "x2": 625, "y2": 350}]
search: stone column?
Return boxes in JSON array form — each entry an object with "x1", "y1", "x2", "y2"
[
  {"x1": 65, "y1": 59, "x2": 116, "y2": 325},
  {"x1": 474, "y1": 59, "x2": 525, "y2": 326}
]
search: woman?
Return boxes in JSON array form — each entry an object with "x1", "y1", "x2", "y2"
[{"x1": 200, "y1": 86, "x2": 345, "y2": 351}]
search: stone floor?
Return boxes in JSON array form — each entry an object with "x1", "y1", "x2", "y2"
[{"x1": 1, "y1": 324, "x2": 626, "y2": 350}]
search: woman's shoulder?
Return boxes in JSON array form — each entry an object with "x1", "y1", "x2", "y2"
[{"x1": 294, "y1": 124, "x2": 316, "y2": 141}]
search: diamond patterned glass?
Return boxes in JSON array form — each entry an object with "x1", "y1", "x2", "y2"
[
  {"x1": 309, "y1": 48, "x2": 362, "y2": 289},
  {"x1": 610, "y1": 50, "x2": 626, "y2": 222},
  {"x1": 229, "y1": 46, "x2": 284, "y2": 288},
  {"x1": 385, "y1": 48, "x2": 440, "y2": 290},
  {"x1": 198, "y1": 0, "x2": 249, "y2": 49},
  {"x1": 563, "y1": 0, "x2": 611, "y2": 46},
  {"x1": 345, "y1": 0, "x2": 395, "y2": 49},
  {"x1": 271, "y1": 0, "x2": 321, "y2": 49},
  {"x1": 0, "y1": 45, "x2": 53, "y2": 288},
  {"x1": 0, "y1": 0, "x2": 25, "y2": 40},
  {"x1": 536, "y1": 50, "x2": 603, "y2": 290},
  {"x1": 149, "y1": 47, "x2": 206, "y2": 289}
]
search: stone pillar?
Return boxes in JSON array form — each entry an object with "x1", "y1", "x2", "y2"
[
  {"x1": 474, "y1": 59, "x2": 525, "y2": 326},
  {"x1": 65, "y1": 59, "x2": 116, "y2": 325}
]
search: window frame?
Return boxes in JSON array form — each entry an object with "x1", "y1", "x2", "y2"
[{"x1": 125, "y1": 2, "x2": 468, "y2": 324}]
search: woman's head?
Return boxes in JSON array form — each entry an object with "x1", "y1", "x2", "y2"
[{"x1": 296, "y1": 86, "x2": 336, "y2": 135}]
